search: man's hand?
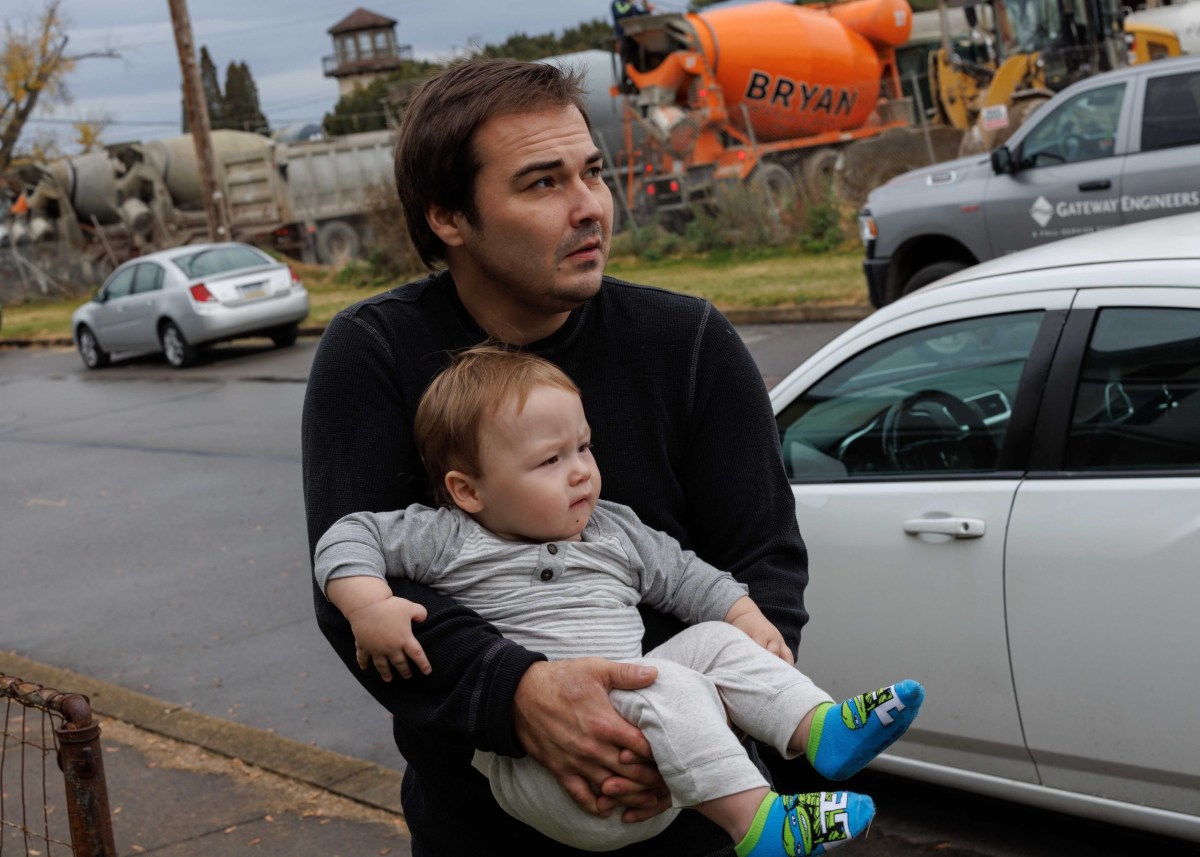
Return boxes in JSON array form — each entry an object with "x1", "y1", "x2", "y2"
[
  {"x1": 726, "y1": 595, "x2": 795, "y2": 664},
  {"x1": 512, "y1": 658, "x2": 671, "y2": 821}
]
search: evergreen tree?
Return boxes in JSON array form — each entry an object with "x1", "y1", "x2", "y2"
[
  {"x1": 224, "y1": 61, "x2": 268, "y2": 132},
  {"x1": 199, "y1": 46, "x2": 224, "y2": 127}
]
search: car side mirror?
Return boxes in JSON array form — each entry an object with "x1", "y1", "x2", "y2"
[
  {"x1": 991, "y1": 146, "x2": 1016, "y2": 175},
  {"x1": 93, "y1": 291, "x2": 107, "y2": 304}
]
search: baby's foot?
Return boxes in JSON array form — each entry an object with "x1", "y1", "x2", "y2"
[
  {"x1": 807, "y1": 680, "x2": 924, "y2": 780},
  {"x1": 736, "y1": 790, "x2": 875, "y2": 857}
]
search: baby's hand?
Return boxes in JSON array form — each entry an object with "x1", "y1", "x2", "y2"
[
  {"x1": 346, "y1": 596, "x2": 431, "y2": 681},
  {"x1": 725, "y1": 596, "x2": 795, "y2": 665}
]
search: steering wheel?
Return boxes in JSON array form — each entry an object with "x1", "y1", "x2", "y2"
[{"x1": 881, "y1": 389, "x2": 997, "y2": 472}]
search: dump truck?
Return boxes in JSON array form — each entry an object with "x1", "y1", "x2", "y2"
[
  {"x1": 0, "y1": 128, "x2": 394, "y2": 299},
  {"x1": 614, "y1": 0, "x2": 953, "y2": 223}
]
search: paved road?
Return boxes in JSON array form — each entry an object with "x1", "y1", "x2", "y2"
[{"x1": 1, "y1": 329, "x2": 1192, "y2": 856}]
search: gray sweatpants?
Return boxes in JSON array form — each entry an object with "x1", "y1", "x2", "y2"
[{"x1": 472, "y1": 621, "x2": 834, "y2": 851}]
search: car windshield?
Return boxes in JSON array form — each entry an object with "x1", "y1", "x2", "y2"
[{"x1": 172, "y1": 246, "x2": 271, "y2": 278}]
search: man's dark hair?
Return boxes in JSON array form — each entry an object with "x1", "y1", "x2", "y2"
[{"x1": 394, "y1": 59, "x2": 592, "y2": 269}]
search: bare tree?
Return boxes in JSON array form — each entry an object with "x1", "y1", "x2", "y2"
[{"x1": 0, "y1": 0, "x2": 117, "y2": 171}]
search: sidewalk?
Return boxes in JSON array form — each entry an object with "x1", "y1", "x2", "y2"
[{"x1": 0, "y1": 651, "x2": 411, "y2": 856}]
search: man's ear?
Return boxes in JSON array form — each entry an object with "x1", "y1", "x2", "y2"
[
  {"x1": 426, "y1": 204, "x2": 466, "y2": 249},
  {"x1": 445, "y1": 470, "x2": 484, "y2": 513}
]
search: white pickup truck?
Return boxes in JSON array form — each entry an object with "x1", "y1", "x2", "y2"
[{"x1": 860, "y1": 54, "x2": 1200, "y2": 308}]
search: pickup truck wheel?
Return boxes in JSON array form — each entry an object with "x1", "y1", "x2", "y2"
[
  {"x1": 903, "y1": 261, "x2": 968, "y2": 297},
  {"x1": 315, "y1": 220, "x2": 361, "y2": 267}
]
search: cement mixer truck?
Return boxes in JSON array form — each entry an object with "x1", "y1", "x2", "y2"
[
  {"x1": 615, "y1": 0, "x2": 941, "y2": 223},
  {"x1": 1, "y1": 128, "x2": 394, "y2": 298}
]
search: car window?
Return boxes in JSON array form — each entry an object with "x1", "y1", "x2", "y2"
[
  {"x1": 102, "y1": 267, "x2": 136, "y2": 300},
  {"x1": 776, "y1": 312, "x2": 1044, "y2": 479},
  {"x1": 1065, "y1": 307, "x2": 1200, "y2": 470},
  {"x1": 1020, "y1": 82, "x2": 1125, "y2": 167},
  {"x1": 1140, "y1": 70, "x2": 1200, "y2": 153},
  {"x1": 132, "y1": 264, "x2": 164, "y2": 294},
  {"x1": 172, "y1": 246, "x2": 270, "y2": 278}
]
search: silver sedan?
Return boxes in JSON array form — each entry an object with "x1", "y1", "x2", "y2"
[
  {"x1": 72, "y1": 242, "x2": 309, "y2": 369},
  {"x1": 772, "y1": 211, "x2": 1200, "y2": 843}
]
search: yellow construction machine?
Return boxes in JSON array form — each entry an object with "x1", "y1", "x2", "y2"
[{"x1": 929, "y1": 0, "x2": 1182, "y2": 155}]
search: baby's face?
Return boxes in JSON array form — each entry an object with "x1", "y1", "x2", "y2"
[{"x1": 470, "y1": 384, "x2": 601, "y2": 543}]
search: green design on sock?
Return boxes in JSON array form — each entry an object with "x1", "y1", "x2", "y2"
[{"x1": 734, "y1": 791, "x2": 779, "y2": 857}]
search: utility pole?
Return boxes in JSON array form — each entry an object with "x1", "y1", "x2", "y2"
[{"x1": 168, "y1": 0, "x2": 231, "y2": 243}]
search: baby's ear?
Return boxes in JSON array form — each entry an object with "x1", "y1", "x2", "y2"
[{"x1": 445, "y1": 471, "x2": 484, "y2": 513}]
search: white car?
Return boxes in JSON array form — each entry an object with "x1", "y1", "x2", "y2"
[
  {"x1": 771, "y1": 211, "x2": 1200, "y2": 843},
  {"x1": 71, "y1": 242, "x2": 309, "y2": 369}
]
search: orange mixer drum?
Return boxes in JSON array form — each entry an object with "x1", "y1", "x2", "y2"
[{"x1": 689, "y1": 0, "x2": 913, "y2": 142}]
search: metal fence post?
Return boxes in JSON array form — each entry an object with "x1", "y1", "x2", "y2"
[{"x1": 56, "y1": 694, "x2": 118, "y2": 857}]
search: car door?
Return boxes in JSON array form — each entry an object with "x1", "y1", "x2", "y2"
[
  {"x1": 122, "y1": 263, "x2": 166, "y2": 350},
  {"x1": 89, "y1": 266, "x2": 138, "y2": 349},
  {"x1": 1120, "y1": 65, "x2": 1200, "y2": 225},
  {"x1": 1005, "y1": 286, "x2": 1200, "y2": 821},
  {"x1": 983, "y1": 81, "x2": 1129, "y2": 256},
  {"x1": 771, "y1": 290, "x2": 1074, "y2": 783}
]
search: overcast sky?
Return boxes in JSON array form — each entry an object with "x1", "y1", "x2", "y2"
[{"x1": 25, "y1": 1, "x2": 688, "y2": 149}]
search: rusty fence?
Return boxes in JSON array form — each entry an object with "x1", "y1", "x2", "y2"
[{"x1": 0, "y1": 674, "x2": 116, "y2": 857}]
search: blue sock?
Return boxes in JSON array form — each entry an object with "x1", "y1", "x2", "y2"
[
  {"x1": 807, "y1": 680, "x2": 924, "y2": 781},
  {"x1": 735, "y1": 790, "x2": 875, "y2": 857}
]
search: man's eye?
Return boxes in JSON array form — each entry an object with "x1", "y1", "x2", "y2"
[
  {"x1": 530, "y1": 176, "x2": 554, "y2": 189},
  {"x1": 585, "y1": 166, "x2": 603, "y2": 179},
  {"x1": 542, "y1": 455, "x2": 559, "y2": 466}
]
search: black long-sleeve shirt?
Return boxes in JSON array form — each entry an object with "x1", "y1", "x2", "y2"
[{"x1": 302, "y1": 271, "x2": 809, "y2": 856}]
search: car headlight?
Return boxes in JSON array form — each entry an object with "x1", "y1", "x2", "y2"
[{"x1": 858, "y1": 211, "x2": 877, "y2": 246}]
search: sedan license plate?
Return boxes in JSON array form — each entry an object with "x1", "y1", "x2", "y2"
[{"x1": 238, "y1": 282, "x2": 267, "y2": 301}]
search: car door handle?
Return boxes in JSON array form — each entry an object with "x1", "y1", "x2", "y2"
[
  {"x1": 903, "y1": 517, "x2": 986, "y2": 539},
  {"x1": 1078, "y1": 179, "x2": 1111, "y2": 192}
]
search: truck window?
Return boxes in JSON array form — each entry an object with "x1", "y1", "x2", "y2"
[
  {"x1": 1140, "y1": 71, "x2": 1200, "y2": 153},
  {"x1": 1019, "y1": 82, "x2": 1125, "y2": 167}
]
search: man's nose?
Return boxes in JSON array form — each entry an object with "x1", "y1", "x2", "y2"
[{"x1": 569, "y1": 176, "x2": 607, "y2": 226}]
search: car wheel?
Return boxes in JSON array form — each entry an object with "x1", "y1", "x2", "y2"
[
  {"x1": 77, "y1": 325, "x2": 111, "y2": 369},
  {"x1": 270, "y1": 322, "x2": 299, "y2": 348},
  {"x1": 902, "y1": 261, "x2": 968, "y2": 298},
  {"x1": 161, "y1": 321, "x2": 198, "y2": 368}
]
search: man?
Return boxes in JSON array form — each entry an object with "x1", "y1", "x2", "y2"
[
  {"x1": 611, "y1": 1, "x2": 652, "y2": 92},
  {"x1": 302, "y1": 58, "x2": 809, "y2": 856}
]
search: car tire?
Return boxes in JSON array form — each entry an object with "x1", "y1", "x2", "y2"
[
  {"x1": 902, "y1": 261, "x2": 968, "y2": 298},
  {"x1": 270, "y1": 322, "x2": 299, "y2": 348},
  {"x1": 77, "y1": 325, "x2": 111, "y2": 369},
  {"x1": 161, "y1": 321, "x2": 198, "y2": 368}
]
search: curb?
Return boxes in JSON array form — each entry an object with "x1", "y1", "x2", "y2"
[
  {"x1": 0, "y1": 307, "x2": 872, "y2": 349},
  {"x1": 0, "y1": 650, "x2": 404, "y2": 817}
]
